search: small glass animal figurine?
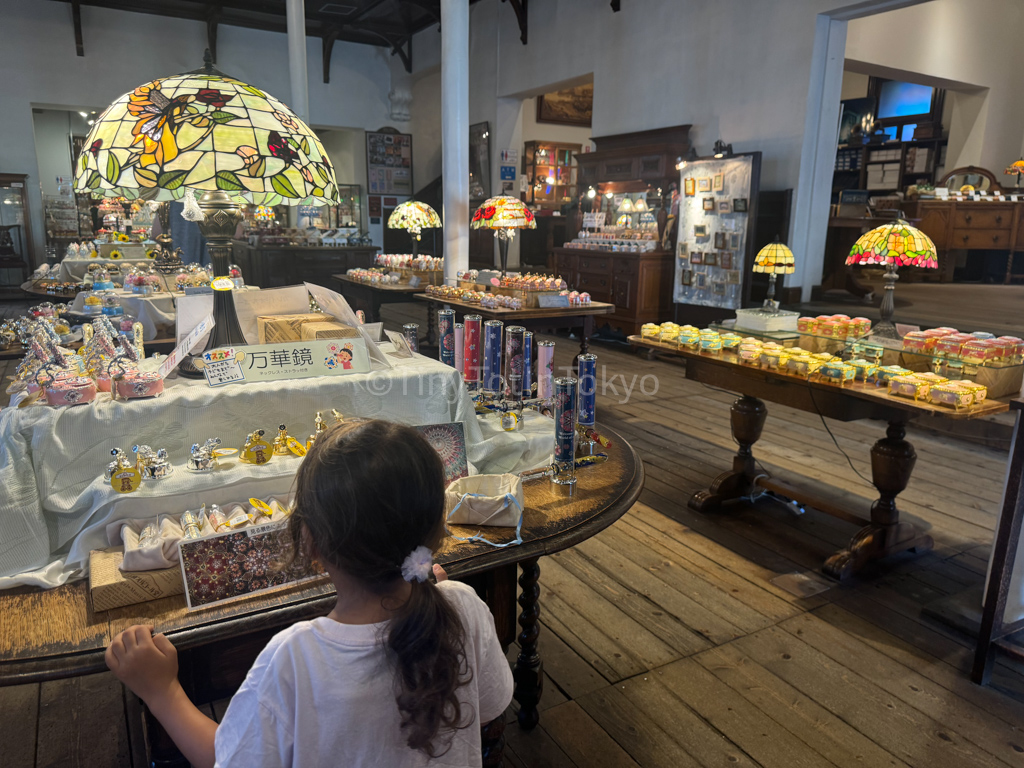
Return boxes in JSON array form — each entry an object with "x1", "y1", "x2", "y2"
[
  {"x1": 307, "y1": 412, "x2": 326, "y2": 450},
  {"x1": 187, "y1": 437, "x2": 222, "y2": 472},
  {"x1": 273, "y1": 424, "x2": 291, "y2": 456}
]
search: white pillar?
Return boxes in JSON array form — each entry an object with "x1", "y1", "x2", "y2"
[
  {"x1": 441, "y1": 0, "x2": 469, "y2": 285},
  {"x1": 286, "y1": 0, "x2": 310, "y2": 124}
]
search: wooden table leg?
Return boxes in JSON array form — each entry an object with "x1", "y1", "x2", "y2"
[
  {"x1": 823, "y1": 420, "x2": 933, "y2": 580},
  {"x1": 689, "y1": 395, "x2": 768, "y2": 512},
  {"x1": 481, "y1": 717, "x2": 506, "y2": 767},
  {"x1": 513, "y1": 557, "x2": 543, "y2": 730}
]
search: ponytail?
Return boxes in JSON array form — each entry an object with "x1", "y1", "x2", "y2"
[{"x1": 387, "y1": 579, "x2": 471, "y2": 757}]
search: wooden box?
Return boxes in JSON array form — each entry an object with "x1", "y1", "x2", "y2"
[
  {"x1": 257, "y1": 313, "x2": 329, "y2": 344},
  {"x1": 300, "y1": 321, "x2": 360, "y2": 340},
  {"x1": 89, "y1": 547, "x2": 184, "y2": 612},
  {"x1": 400, "y1": 268, "x2": 443, "y2": 285}
]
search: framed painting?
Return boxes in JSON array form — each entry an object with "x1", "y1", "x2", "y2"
[
  {"x1": 684, "y1": 177, "x2": 696, "y2": 196},
  {"x1": 536, "y1": 84, "x2": 593, "y2": 127},
  {"x1": 713, "y1": 172, "x2": 724, "y2": 192},
  {"x1": 702, "y1": 197, "x2": 715, "y2": 212},
  {"x1": 697, "y1": 177, "x2": 711, "y2": 193},
  {"x1": 703, "y1": 251, "x2": 718, "y2": 267}
]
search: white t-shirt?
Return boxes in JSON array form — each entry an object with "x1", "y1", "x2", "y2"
[{"x1": 214, "y1": 580, "x2": 514, "y2": 768}]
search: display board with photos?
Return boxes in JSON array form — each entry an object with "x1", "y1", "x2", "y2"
[
  {"x1": 366, "y1": 131, "x2": 413, "y2": 195},
  {"x1": 674, "y1": 153, "x2": 761, "y2": 310}
]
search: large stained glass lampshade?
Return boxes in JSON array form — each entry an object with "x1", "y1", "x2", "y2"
[
  {"x1": 471, "y1": 195, "x2": 536, "y2": 275},
  {"x1": 845, "y1": 219, "x2": 937, "y2": 337},
  {"x1": 387, "y1": 200, "x2": 441, "y2": 258},
  {"x1": 753, "y1": 239, "x2": 795, "y2": 310},
  {"x1": 73, "y1": 52, "x2": 340, "y2": 376}
]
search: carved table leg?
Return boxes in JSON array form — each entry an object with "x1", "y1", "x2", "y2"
[
  {"x1": 690, "y1": 395, "x2": 768, "y2": 512},
  {"x1": 481, "y1": 716, "x2": 506, "y2": 767},
  {"x1": 513, "y1": 557, "x2": 543, "y2": 730},
  {"x1": 824, "y1": 420, "x2": 933, "y2": 580}
]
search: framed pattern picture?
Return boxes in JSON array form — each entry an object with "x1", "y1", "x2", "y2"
[
  {"x1": 694, "y1": 224, "x2": 708, "y2": 238},
  {"x1": 720, "y1": 251, "x2": 733, "y2": 270},
  {"x1": 695, "y1": 272, "x2": 708, "y2": 289},
  {"x1": 714, "y1": 231, "x2": 727, "y2": 249},
  {"x1": 678, "y1": 241, "x2": 688, "y2": 256},
  {"x1": 717, "y1": 200, "x2": 731, "y2": 214},
  {"x1": 681, "y1": 269, "x2": 692, "y2": 286},
  {"x1": 684, "y1": 177, "x2": 696, "y2": 196},
  {"x1": 697, "y1": 177, "x2": 711, "y2": 193},
  {"x1": 702, "y1": 197, "x2": 715, "y2": 212},
  {"x1": 704, "y1": 251, "x2": 718, "y2": 267},
  {"x1": 366, "y1": 131, "x2": 413, "y2": 195},
  {"x1": 713, "y1": 172, "x2": 724, "y2": 192},
  {"x1": 691, "y1": 251, "x2": 703, "y2": 264},
  {"x1": 733, "y1": 198, "x2": 748, "y2": 212}
]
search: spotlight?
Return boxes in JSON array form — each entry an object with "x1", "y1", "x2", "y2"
[{"x1": 713, "y1": 140, "x2": 733, "y2": 159}]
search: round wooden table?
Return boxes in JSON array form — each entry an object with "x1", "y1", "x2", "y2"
[{"x1": 0, "y1": 425, "x2": 643, "y2": 760}]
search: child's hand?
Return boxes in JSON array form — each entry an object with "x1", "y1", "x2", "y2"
[
  {"x1": 105, "y1": 625, "x2": 181, "y2": 704},
  {"x1": 432, "y1": 563, "x2": 448, "y2": 582}
]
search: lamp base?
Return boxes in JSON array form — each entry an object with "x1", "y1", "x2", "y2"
[{"x1": 868, "y1": 321, "x2": 901, "y2": 340}]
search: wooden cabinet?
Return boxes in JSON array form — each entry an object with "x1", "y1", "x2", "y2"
[
  {"x1": 231, "y1": 243, "x2": 379, "y2": 288},
  {"x1": 551, "y1": 247, "x2": 673, "y2": 336},
  {"x1": 522, "y1": 141, "x2": 580, "y2": 211}
]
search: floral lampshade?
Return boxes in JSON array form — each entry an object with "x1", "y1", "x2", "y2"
[
  {"x1": 753, "y1": 242, "x2": 795, "y2": 275},
  {"x1": 1005, "y1": 159, "x2": 1024, "y2": 177},
  {"x1": 846, "y1": 219, "x2": 937, "y2": 269},
  {"x1": 618, "y1": 197, "x2": 634, "y2": 213},
  {"x1": 387, "y1": 200, "x2": 441, "y2": 240},
  {"x1": 471, "y1": 196, "x2": 536, "y2": 240},
  {"x1": 73, "y1": 62, "x2": 339, "y2": 205}
]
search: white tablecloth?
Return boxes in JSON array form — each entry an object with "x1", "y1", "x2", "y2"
[
  {"x1": 0, "y1": 353, "x2": 553, "y2": 588},
  {"x1": 69, "y1": 290, "x2": 176, "y2": 341},
  {"x1": 57, "y1": 256, "x2": 153, "y2": 282}
]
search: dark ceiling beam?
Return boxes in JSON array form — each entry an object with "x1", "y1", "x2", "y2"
[
  {"x1": 363, "y1": 30, "x2": 412, "y2": 73},
  {"x1": 322, "y1": 27, "x2": 339, "y2": 83},
  {"x1": 500, "y1": 0, "x2": 527, "y2": 45},
  {"x1": 399, "y1": 0, "x2": 440, "y2": 25},
  {"x1": 71, "y1": 0, "x2": 85, "y2": 56},
  {"x1": 611, "y1": 0, "x2": 620, "y2": 11}
]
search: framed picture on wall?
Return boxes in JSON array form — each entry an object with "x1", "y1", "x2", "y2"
[
  {"x1": 713, "y1": 172, "x2": 724, "y2": 192},
  {"x1": 717, "y1": 200, "x2": 732, "y2": 214},
  {"x1": 691, "y1": 252, "x2": 703, "y2": 264},
  {"x1": 733, "y1": 198, "x2": 748, "y2": 212},
  {"x1": 729, "y1": 232, "x2": 741, "y2": 249},
  {"x1": 714, "y1": 231, "x2": 727, "y2": 249},
  {"x1": 366, "y1": 130, "x2": 413, "y2": 195},
  {"x1": 536, "y1": 84, "x2": 593, "y2": 126},
  {"x1": 684, "y1": 178, "x2": 696, "y2": 196},
  {"x1": 702, "y1": 197, "x2": 715, "y2": 211},
  {"x1": 697, "y1": 177, "x2": 711, "y2": 193},
  {"x1": 726, "y1": 269, "x2": 742, "y2": 284},
  {"x1": 693, "y1": 224, "x2": 708, "y2": 238},
  {"x1": 720, "y1": 251, "x2": 733, "y2": 270},
  {"x1": 681, "y1": 269, "x2": 692, "y2": 286},
  {"x1": 695, "y1": 272, "x2": 708, "y2": 289},
  {"x1": 712, "y1": 281, "x2": 726, "y2": 296},
  {"x1": 678, "y1": 241, "x2": 688, "y2": 256},
  {"x1": 704, "y1": 252, "x2": 718, "y2": 267}
]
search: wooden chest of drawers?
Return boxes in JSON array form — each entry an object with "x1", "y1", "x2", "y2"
[{"x1": 550, "y1": 247, "x2": 674, "y2": 336}]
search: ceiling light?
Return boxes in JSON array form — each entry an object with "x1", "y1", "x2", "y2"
[
  {"x1": 605, "y1": 191, "x2": 613, "y2": 198},
  {"x1": 587, "y1": 186, "x2": 596, "y2": 199}
]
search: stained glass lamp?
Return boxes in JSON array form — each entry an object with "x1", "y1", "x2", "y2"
[
  {"x1": 1005, "y1": 159, "x2": 1024, "y2": 188},
  {"x1": 387, "y1": 200, "x2": 441, "y2": 258},
  {"x1": 753, "y1": 240, "x2": 795, "y2": 310},
  {"x1": 73, "y1": 50, "x2": 339, "y2": 376},
  {"x1": 470, "y1": 195, "x2": 536, "y2": 275},
  {"x1": 846, "y1": 218, "x2": 937, "y2": 338}
]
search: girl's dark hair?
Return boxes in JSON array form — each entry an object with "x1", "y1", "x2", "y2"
[{"x1": 289, "y1": 419, "x2": 469, "y2": 757}]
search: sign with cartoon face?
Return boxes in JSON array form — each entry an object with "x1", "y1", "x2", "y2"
[{"x1": 202, "y1": 339, "x2": 371, "y2": 386}]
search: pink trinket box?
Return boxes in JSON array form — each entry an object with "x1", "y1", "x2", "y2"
[
  {"x1": 114, "y1": 372, "x2": 164, "y2": 400},
  {"x1": 45, "y1": 376, "x2": 97, "y2": 406}
]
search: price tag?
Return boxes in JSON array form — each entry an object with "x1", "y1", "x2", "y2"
[
  {"x1": 158, "y1": 314, "x2": 215, "y2": 378},
  {"x1": 211, "y1": 277, "x2": 235, "y2": 291}
]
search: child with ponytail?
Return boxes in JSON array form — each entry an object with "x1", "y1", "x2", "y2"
[{"x1": 106, "y1": 419, "x2": 514, "y2": 767}]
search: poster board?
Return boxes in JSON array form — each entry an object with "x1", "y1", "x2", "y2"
[
  {"x1": 366, "y1": 131, "x2": 412, "y2": 195},
  {"x1": 673, "y1": 153, "x2": 761, "y2": 311}
]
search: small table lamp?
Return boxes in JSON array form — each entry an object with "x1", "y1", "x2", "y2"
[
  {"x1": 387, "y1": 200, "x2": 441, "y2": 258},
  {"x1": 1005, "y1": 159, "x2": 1024, "y2": 188},
  {"x1": 471, "y1": 195, "x2": 536, "y2": 275},
  {"x1": 753, "y1": 239, "x2": 795, "y2": 311},
  {"x1": 846, "y1": 219, "x2": 937, "y2": 338},
  {"x1": 73, "y1": 50, "x2": 340, "y2": 376}
]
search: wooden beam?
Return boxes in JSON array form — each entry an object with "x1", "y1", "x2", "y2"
[
  {"x1": 500, "y1": 0, "x2": 528, "y2": 45},
  {"x1": 71, "y1": 0, "x2": 84, "y2": 56}
]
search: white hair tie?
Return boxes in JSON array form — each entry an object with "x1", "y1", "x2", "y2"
[{"x1": 401, "y1": 545, "x2": 433, "y2": 583}]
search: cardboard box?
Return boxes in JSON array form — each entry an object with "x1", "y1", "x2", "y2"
[
  {"x1": 257, "y1": 313, "x2": 329, "y2": 344},
  {"x1": 89, "y1": 546, "x2": 184, "y2": 612},
  {"x1": 300, "y1": 320, "x2": 360, "y2": 340}
]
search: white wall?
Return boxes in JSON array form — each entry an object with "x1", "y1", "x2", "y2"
[
  {"x1": 846, "y1": 0, "x2": 1024, "y2": 172},
  {"x1": 520, "y1": 96, "x2": 593, "y2": 147},
  {"x1": 0, "y1": 0, "x2": 403, "y2": 264}
]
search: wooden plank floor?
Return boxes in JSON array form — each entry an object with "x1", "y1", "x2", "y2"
[{"x1": 3, "y1": 296, "x2": 1024, "y2": 767}]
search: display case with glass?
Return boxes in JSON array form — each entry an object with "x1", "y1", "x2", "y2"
[
  {"x1": 0, "y1": 173, "x2": 31, "y2": 288},
  {"x1": 523, "y1": 141, "x2": 579, "y2": 210}
]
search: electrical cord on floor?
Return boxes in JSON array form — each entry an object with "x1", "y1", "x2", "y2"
[{"x1": 806, "y1": 384, "x2": 874, "y2": 487}]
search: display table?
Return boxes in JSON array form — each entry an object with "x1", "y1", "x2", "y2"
[
  {"x1": 68, "y1": 290, "x2": 176, "y2": 341},
  {"x1": 55, "y1": 256, "x2": 153, "y2": 282},
  {"x1": 232, "y1": 242, "x2": 378, "y2": 288},
  {"x1": 0, "y1": 424, "x2": 642, "y2": 756},
  {"x1": 415, "y1": 293, "x2": 616, "y2": 357},
  {"x1": 629, "y1": 335, "x2": 1009, "y2": 579},
  {"x1": 0, "y1": 350, "x2": 555, "y2": 588},
  {"x1": 333, "y1": 273, "x2": 423, "y2": 322}
]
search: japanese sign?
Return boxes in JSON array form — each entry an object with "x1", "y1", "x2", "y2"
[
  {"x1": 219, "y1": 338, "x2": 371, "y2": 385},
  {"x1": 201, "y1": 347, "x2": 246, "y2": 387}
]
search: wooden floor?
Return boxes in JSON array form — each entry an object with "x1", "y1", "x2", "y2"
[{"x1": 3, "y1": 296, "x2": 1024, "y2": 767}]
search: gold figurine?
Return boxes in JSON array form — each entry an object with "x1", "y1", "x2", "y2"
[
  {"x1": 307, "y1": 412, "x2": 327, "y2": 450},
  {"x1": 240, "y1": 429, "x2": 272, "y2": 465},
  {"x1": 273, "y1": 424, "x2": 291, "y2": 456}
]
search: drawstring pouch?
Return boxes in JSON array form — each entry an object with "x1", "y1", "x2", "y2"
[{"x1": 445, "y1": 474, "x2": 524, "y2": 548}]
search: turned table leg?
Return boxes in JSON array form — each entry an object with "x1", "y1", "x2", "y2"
[
  {"x1": 690, "y1": 395, "x2": 768, "y2": 512},
  {"x1": 481, "y1": 717, "x2": 506, "y2": 767},
  {"x1": 823, "y1": 420, "x2": 933, "y2": 579},
  {"x1": 513, "y1": 557, "x2": 543, "y2": 730}
]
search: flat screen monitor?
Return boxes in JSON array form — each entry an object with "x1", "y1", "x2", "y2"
[{"x1": 878, "y1": 81, "x2": 934, "y2": 119}]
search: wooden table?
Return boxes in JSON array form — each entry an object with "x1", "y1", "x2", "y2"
[
  {"x1": 332, "y1": 273, "x2": 424, "y2": 323},
  {"x1": 0, "y1": 425, "x2": 642, "y2": 759},
  {"x1": 415, "y1": 294, "x2": 616, "y2": 357},
  {"x1": 629, "y1": 335, "x2": 1008, "y2": 579}
]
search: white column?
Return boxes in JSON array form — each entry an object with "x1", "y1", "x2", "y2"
[
  {"x1": 441, "y1": 0, "x2": 469, "y2": 285},
  {"x1": 286, "y1": 0, "x2": 310, "y2": 124}
]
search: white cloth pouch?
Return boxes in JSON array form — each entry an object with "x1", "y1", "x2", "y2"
[{"x1": 445, "y1": 474, "x2": 524, "y2": 548}]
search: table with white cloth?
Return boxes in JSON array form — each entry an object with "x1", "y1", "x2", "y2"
[
  {"x1": 55, "y1": 256, "x2": 154, "y2": 282},
  {"x1": 68, "y1": 290, "x2": 177, "y2": 341},
  {"x1": 0, "y1": 349, "x2": 554, "y2": 589}
]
